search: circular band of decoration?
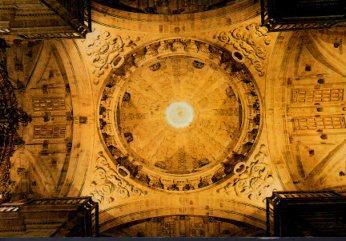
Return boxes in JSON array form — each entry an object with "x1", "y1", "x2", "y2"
[{"x1": 98, "y1": 38, "x2": 262, "y2": 192}]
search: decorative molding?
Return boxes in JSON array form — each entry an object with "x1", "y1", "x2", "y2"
[
  {"x1": 83, "y1": 31, "x2": 139, "y2": 85},
  {"x1": 217, "y1": 145, "x2": 275, "y2": 203},
  {"x1": 89, "y1": 152, "x2": 147, "y2": 205},
  {"x1": 216, "y1": 23, "x2": 271, "y2": 77}
]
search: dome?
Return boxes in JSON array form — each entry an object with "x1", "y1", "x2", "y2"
[{"x1": 98, "y1": 38, "x2": 262, "y2": 192}]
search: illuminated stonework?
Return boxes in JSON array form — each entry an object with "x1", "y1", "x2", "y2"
[
  {"x1": 117, "y1": 55, "x2": 243, "y2": 175},
  {"x1": 99, "y1": 38, "x2": 262, "y2": 191}
]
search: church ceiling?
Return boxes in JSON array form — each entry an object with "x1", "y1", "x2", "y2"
[
  {"x1": 7, "y1": 40, "x2": 96, "y2": 198},
  {"x1": 2, "y1": 2, "x2": 345, "y2": 237},
  {"x1": 266, "y1": 29, "x2": 346, "y2": 191},
  {"x1": 9, "y1": 41, "x2": 74, "y2": 197}
]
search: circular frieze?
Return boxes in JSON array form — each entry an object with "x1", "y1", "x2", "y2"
[{"x1": 99, "y1": 38, "x2": 262, "y2": 192}]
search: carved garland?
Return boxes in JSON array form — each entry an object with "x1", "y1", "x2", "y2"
[
  {"x1": 89, "y1": 152, "x2": 147, "y2": 204},
  {"x1": 83, "y1": 31, "x2": 139, "y2": 85},
  {"x1": 98, "y1": 38, "x2": 262, "y2": 192},
  {"x1": 216, "y1": 23, "x2": 271, "y2": 77},
  {"x1": 216, "y1": 144, "x2": 276, "y2": 203}
]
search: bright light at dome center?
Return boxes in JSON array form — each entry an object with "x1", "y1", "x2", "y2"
[{"x1": 165, "y1": 102, "x2": 194, "y2": 129}]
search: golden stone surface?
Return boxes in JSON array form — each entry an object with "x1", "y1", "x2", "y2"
[
  {"x1": 1, "y1": 0, "x2": 345, "y2": 237},
  {"x1": 117, "y1": 56, "x2": 242, "y2": 175}
]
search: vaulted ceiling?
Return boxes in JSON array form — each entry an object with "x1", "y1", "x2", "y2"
[{"x1": 1, "y1": 0, "x2": 345, "y2": 237}]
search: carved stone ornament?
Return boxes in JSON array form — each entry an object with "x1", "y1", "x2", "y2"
[
  {"x1": 83, "y1": 30, "x2": 139, "y2": 85},
  {"x1": 217, "y1": 23, "x2": 271, "y2": 77},
  {"x1": 89, "y1": 152, "x2": 147, "y2": 204},
  {"x1": 98, "y1": 38, "x2": 263, "y2": 192},
  {"x1": 216, "y1": 144, "x2": 275, "y2": 203}
]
